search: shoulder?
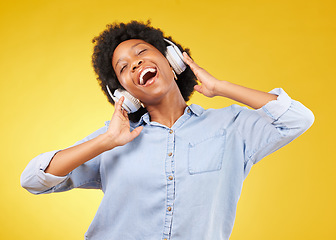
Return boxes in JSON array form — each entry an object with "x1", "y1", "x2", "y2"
[
  {"x1": 187, "y1": 104, "x2": 248, "y2": 130},
  {"x1": 190, "y1": 103, "x2": 248, "y2": 119}
]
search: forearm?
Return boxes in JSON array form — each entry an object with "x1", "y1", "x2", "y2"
[
  {"x1": 45, "y1": 133, "x2": 113, "y2": 177},
  {"x1": 214, "y1": 80, "x2": 278, "y2": 109}
]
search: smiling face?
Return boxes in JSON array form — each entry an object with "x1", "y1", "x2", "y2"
[{"x1": 112, "y1": 39, "x2": 178, "y2": 105}]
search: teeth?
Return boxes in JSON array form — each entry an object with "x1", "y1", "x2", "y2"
[{"x1": 140, "y1": 68, "x2": 156, "y2": 85}]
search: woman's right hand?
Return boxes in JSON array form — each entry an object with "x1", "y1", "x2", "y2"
[
  {"x1": 44, "y1": 96, "x2": 142, "y2": 176},
  {"x1": 102, "y1": 96, "x2": 143, "y2": 150}
]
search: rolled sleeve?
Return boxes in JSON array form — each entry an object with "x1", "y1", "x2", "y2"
[
  {"x1": 21, "y1": 125, "x2": 106, "y2": 195},
  {"x1": 256, "y1": 88, "x2": 292, "y2": 123},
  {"x1": 21, "y1": 150, "x2": 68, "y2": 194},
  {"x1": 231, "y1": 88, "x2": 314, "y2": 177}
]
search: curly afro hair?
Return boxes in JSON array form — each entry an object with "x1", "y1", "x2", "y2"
[{"x1": 91, "y1": 20, "x2": 197, "y2": 122}]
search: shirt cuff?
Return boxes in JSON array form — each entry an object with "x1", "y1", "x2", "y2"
[
  {"x1": 256, "y1": 88, "x2": 292, "y2": 123},
  {"x1": 37, "y1": 150, "x2": 68, "y2": 188}
]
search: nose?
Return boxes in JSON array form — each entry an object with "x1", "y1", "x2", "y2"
[{"x1": 131, "y1": 60, "x2": 143, "y2": 71}]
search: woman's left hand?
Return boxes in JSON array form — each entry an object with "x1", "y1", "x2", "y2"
[{"x1": 183, "y1": 52, "x2": 221, "y2": 98}]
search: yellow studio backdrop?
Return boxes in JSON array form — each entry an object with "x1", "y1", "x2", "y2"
[{"x1": 1, "y1": 0, "x2": 334, "y2": 239}]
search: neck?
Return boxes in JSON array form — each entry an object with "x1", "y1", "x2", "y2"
[{"x1": 146, "y1": 92, "x2": 187, "y2": 128}]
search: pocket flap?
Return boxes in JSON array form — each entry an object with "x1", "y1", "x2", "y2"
[{"x1": 188, "y1": 129, "x2": 226, "y2": 175}]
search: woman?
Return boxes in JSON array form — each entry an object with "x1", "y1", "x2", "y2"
[{"x1": 21, "y1": 21, "x2": 314, "y2": 240}]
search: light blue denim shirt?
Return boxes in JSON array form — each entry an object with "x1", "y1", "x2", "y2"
[{"x1": 21, "y1": 88, "x2": 314, "y2": 240}]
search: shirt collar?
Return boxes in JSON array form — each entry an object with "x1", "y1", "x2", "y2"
[
  {"x1": 107, "y1": 104, "x2": 205, "y2": 129},
  {"x1": 187, "y1": 104, "x2": 204, "y2": 117}
]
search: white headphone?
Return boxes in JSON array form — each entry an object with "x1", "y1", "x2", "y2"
[
  {"x1": 106, "y1": 38, "x2": 187, "y2": 113},
  {"x1": 106, "y1": 85, "x2": 142, "y2": 114},
  {"x1": 164, "y1": 38, "x2": 187, "y2": 75}
]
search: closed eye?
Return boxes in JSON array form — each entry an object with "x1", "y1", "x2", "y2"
[
  {"x1": 120, "y1": 65, "x2": 127, "y2": 73},
  {"x1": 119, "y1": 49, "x2": 147, "y2": 73},
  {"x1": 138, "y1": 49, "x2": 147, "y2": 54}
]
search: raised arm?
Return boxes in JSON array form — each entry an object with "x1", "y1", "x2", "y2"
[
  {"x1": 44, "y1": 96, "x2": 143, "y2": 176},
  {"x1": 21, "y1": 97, "x2": 143, "y2": 194},
  {"x1": 183, "y1": 52, "x2": 277, "y2": 109},
  {"x1": 183, "y1": 52, "x2": 314, "y2": 176}
]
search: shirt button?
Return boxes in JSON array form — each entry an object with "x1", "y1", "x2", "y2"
[
  {"x1": 187, "y1": 109, "x2": 191, "y2": 113},
  {"x1": 169, "y1": 129, "x2": 173, "y2": 134},
  {"x1": 169, "y1": 176, "x2": 173, "y2": 180},
  {"x1": 168, "y1": 207, "x2": 172, "y2": 211},
  {"x1": 168, "y1": 152, "x2": 172, "y2": 156}
]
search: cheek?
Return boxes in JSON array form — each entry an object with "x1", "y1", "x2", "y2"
[
  {"x1": 117, "y1": 76, "x2": 128, "y2": 89},
  {"x1": 161, "y1": 61, "x2": 174, "y2": 80},
  {"x1": 155, "y1": 56, "x2": 171, "y2": 74},
  {"x1": 118, "y1": 74, "x2": 136, "y2": 93}
]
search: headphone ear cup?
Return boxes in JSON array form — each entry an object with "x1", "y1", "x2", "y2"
[
  {"x1": 164, "y1": 39, "x2": 187, "y2": 75},
  {"x1": 106, "y1": 86, "x2": 141, "y2": 114},
  {"x1": 165, "y1": 46, "x2": 185, "y2": 75},
  {"x1": 114, "y1": 89, "x2": 141, "y2": 114}
]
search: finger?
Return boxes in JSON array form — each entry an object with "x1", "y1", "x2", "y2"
[
  {"x1": 183, "y1": 52, "x2": 201, "y2": 72},
  {"x1": 117, "y1": 96, "x2": 125, "y2": 105},
  {"x1": 182, "y1": 52, "x2": 194, "y2": 65},
  {"x1": 129, "y1": 126, "x2": 143, "y2": 140},
  {"x1": 115, "y1": 96, "x2": 125, "y2": 112},
  {"x1": 183, "y1": 52, "x2": 199, "y2": 66},
  {"x1": 122, "y1": 108, "x2": 128, "y2": 118},
  {"x1": 194, "y1": 85, "x2": 203, "y2": 94},
  {"x1": 110, "y1": 97, "x2": 125, "y2": 124}
]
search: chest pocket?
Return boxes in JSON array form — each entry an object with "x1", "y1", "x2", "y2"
[{"x1": 188, "y1": 129, "x2": 226, "y2": 175}]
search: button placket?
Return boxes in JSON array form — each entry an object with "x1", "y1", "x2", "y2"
[{"x1": 162, "y1": 129, "x2": 176, "y2": 239}]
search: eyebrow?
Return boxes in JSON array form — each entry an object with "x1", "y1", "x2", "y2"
[{"x1": 114, "y1": 42, "x2": 148, "y2": 69}]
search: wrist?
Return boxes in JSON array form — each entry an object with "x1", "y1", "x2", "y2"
[
  {"x1": 96, "y1": 133, "x2": 118, "y2": 152},
  {"x1": 213, "y1": 80, "x2": 230, "y2": 97}
]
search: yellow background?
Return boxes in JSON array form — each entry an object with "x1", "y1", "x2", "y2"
[{"x1": 1, "y1": 0, "x2": 334, "y2": 239}]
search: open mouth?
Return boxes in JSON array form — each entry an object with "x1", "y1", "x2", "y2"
[{"x1": 139, "y1": 67, "x2": 157, "y2": 85}]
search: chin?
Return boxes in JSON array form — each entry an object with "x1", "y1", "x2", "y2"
[{"x1": 145, "y1": 84, "x2": 179, "y2": 106}]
